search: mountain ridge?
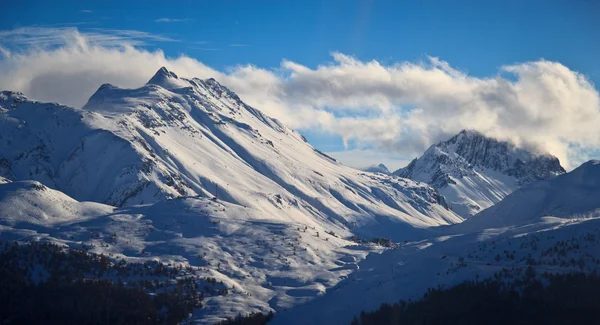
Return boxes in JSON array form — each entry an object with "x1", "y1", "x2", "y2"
[
  {"x1": 393, "y1": 129, "x2": 565, "y2": 217},
  {"x1": 0, "y1": 67, "x2": 462, "y2": 241},
  {"x1": 362, "y1": 163, "x2": 391, "y2": 174},
  {"x1": 452, "y1": 159, "x2": 600, "y2": 232}
]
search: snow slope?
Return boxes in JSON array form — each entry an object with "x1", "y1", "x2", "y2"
[
  {"x1": 0, "y1": 180, "x2": 380, "y2": 323},
  {"x1": 0, "y1": 69, "x2": 461, "y2": 241},
  {"x1": 0, "y1": 180, "x2": 111, "y2": 226},
  {"x1": 272, "y1": 212, "x2": 600, "y2": 325},
  {"x1": 394, "y1": 130, "x2": 565, "y2": 217},
  {"x1": 272, "y1": 161, "x2": 600, "y2": 324},
  {"x1": 4, "y1": 163, "x2": 600, "y2": 325},
  {"x1": 452, "y1": 160, "x2": 600, "y2": 233}
]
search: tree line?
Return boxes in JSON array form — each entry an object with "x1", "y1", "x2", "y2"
[
  {"x1": 0, "y1": 241, "x2": 202, "y2": 324},
  {"x1": 351, "y1": 269, "x2": 600, "y2": 325}
]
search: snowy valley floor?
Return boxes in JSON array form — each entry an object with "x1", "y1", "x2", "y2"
[{"x1": 2, "y1": 182, "x2": 600, "y2": 324}]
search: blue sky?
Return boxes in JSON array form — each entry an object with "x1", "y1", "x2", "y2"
[
  {"x1": 4, "y1": 0, "x2": 599, "y2": 80},
  {"x1": 1, "y1": 0, "x2": 600, "y2": 169}
]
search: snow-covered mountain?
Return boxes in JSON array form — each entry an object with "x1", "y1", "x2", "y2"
[
  {"x1": 6, "y1": 67, "x2": 593, "y2": 324},
  {"x1": 453, "y1": 159, "x2": 600, "y2": 233},
  {"x1": 0, "y1": 67, "x2": 461, "y2": 241},
  {"x1": 0, "y1": 179, "x2": 374, "y2": 323},
  {"x1": 0, "y1": 67, "x2": 465, "y2": 323},
  {"x1": 272, "y1": 160, "x2": 600, "y2": 325},
  {"x1": 393, "y1": 130, "x2": 565, "y2": 217},
  {"x1": 361, "y1": 163, "x2": 391, "y2": 174}
]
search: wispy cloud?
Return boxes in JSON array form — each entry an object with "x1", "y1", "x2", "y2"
[
  {"x1": 190, "y1": 47, "x2": 219, "y2": 51},
  {"x1": 229, "y1": 44, "x2": 248, "y2": 47},
  {"x1": 0, "y1": 27, "x2": 177, "y2": 48},
  {"x1": 155, "y1": 18, "x2": 192, "y2": 23},
  {"x1": 80, "y1": 9, "x2": 93, "y2": 13}
]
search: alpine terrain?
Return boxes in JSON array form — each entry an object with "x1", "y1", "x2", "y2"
[
  {"x1": 0, "y1": 67, "x2": 460, "y2": 323},
  {"x1": 362, "y1": 163, "x2": 391, "y2": 175},
  {"x1": 2, "y1": 68, "x2": 599, "y2": 325},
  {"x1": 272, "y1": 159, "x2": 600, "y2": 325},
  {"x1": 393, "y1": 130, "x2": 566, "y2": 217}
]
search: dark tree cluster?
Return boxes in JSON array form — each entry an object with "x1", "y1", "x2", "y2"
[
  {"x1": 0, "y1": 241, "x2": 203, "y2": 324},
  {"x1": 370, "y1": 238, "x2": 394, "y2": 247},
  {"x1": 215, "y1": 311, "x2": 274, "y2": 325},
  {"x1": 352, "y1": 271, "x2": 600, "y2": 325}
]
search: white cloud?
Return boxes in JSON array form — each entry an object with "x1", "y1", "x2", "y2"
[
  {"x1": 1, "y1": 27, "x2": 599, "y2": 169},
  {"x1": 80, "y1": 10, "x2": 93, "y2": 13}
]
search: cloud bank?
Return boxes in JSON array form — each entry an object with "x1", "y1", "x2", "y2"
[{"x1": 1, "y1": 28, "x2": 599, "y2": 169}]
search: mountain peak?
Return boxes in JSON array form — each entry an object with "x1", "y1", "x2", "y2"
[
  {"x1": 0, "y1": 91, "x2": 31, "y2": 111},
  {"x1": 153, "y1": 66, "x2": 179, "y2": 80},
  {"x1": 453, "y1": 129, "x2": 486, "y2": 140},
  {"x1": 146, "y1": 66, "x2": 188, "y2": 89},
  {"x1": 393, "y1": 130, "x2": 566, "y2": 217}
]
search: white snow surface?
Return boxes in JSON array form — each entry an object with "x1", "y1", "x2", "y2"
[
  {"x1": 452, "y1": 160, "x2": 600, "y2": 233},
  {"x1": 0, "y1": 180, "x2": 379, "y2": 323},
  {"x1": 3, "y1": 163, "x2": 600, "y2": 324},
  {"x1": 394, "y1": 130, "x2": 565, "y2": 217},
  {"x1": 271, "y1": 160, "x2": 600, "y2": 325},
  {"x1": 272, "y1": 211, "x2": 600, "y2": 325}
]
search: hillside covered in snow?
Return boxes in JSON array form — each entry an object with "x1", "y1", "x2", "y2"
[
  {"x1": 272, "y1": 159, "x2": 600, "y2": 325},
  {"x1": 0, "y1": 68, "x2": 462, "y2": 242},
  {"x1": 0, "y1": 67, "x2": 468, "y2": 323},
  {"x1": 453, "y1": 159, "x2": 600, "y2": 232},
  {"x1": 393, "y1": 130, "x2": 565, "y2": 217}
]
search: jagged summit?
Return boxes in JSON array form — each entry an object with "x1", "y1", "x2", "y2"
[
  {"x1": 439, "y1": 129, "x2": 564, "y2": 181},
  {"x1": 146, "y1": 67, "x2": 230, "y2": 95},
  {"x1": 394, "y1": 130, "x2": 565, "y2": 217},
  {"x1": 148, "y1": 66, "x2": 179, "y2": 81},
  {"x1": 145, "y1": 66, "x2": 189, "y2": 89},
  {"x1": 0, "y1": 91, "x2": 30, "y2": 111}
]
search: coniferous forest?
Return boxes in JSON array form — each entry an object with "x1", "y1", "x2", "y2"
[
  {"x1": 352, "y1": 269, "x2": 600, "y2": 325},
  {"x1": 0, "y1": 241, "x2": 203, "y2": 325}
]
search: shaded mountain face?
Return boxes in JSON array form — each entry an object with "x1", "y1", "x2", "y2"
[
  {"x1": 452, "y1": 160, "x2": 600, "y2": 233},
  {"x1": 362, "y1": 163, "x2": 391, "y2": 174},
  {"x1": 393, "y1": 130, "x2": 565, "y2": 217},
  {"x1": 0, "y1": 68, "x2": 461, "y2": 240}
]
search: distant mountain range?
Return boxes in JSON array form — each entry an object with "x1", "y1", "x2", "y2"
[{"x1": 361, "y1": 163, "x2": 391, "y2": 174}]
